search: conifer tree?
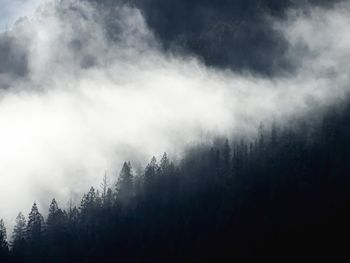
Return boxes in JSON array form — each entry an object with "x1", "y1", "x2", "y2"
[
  {"x1": 26, "y1": 202, "x2": 45, "y2": 241},
  {"x1": 105, "y1": 188, "x2": 113, "y2": 208},
  {"x1": 80, "y1": 187, "x2": 97, "y2": 216},
  {"x1": 116, "y1": 162, "x2": 134, "y2": 204},
  {"x1": 47, "y1": 198, "x2": 67, "y2": 229},
  {"x1": 100, "y1": 172, "x2": 109, "y2": 203},
  {"x1": 159, "y1": 153, "x2": 170, "y2": 175},
  {"x1": 11, "y1": 213, "x2": 27, "y2": 260},
  {"x1": 144, "y1": 157, "x2": 158, "y2": 192},
  {"x1": 12, "y1": 212, "x2": 26, "y2": 243},
  {"x1": 0, "y1": 219, "x2": 8, "y2": 253}
]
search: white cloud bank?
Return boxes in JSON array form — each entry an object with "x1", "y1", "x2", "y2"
[{"x1": 0, "y1": 0, "x2": 350, "y2": 231}]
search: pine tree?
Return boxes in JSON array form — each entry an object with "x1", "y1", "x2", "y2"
[
  {"x1": 100, "y1": 172, "x2": 109, "y2": 203},
  {"x1": 68, "y1": 205, "x2": 79, "y2": 228},
  {"x1": 12, "y1": 212, "x2": 26, "y2": 242},
  {"x1": 80, "y1": 187, "x2": 97, "y2": 216},
  {"x1": 116, "y1": 162, "x2": 134, "y2": 204},
  {"x1": 95, "y1": 190, "x2": 102, "y2": 208},
  {"x1": 0, "y1": 219, "x2": 8, "y2": 253},
  {"x1": 26, "y1": 202, "x2": 45, "y2": 241},
  {"x1": 144, "y1": 157, "x2": 158, "y2": 192},
  {"x1": 47, "y1": 198, "x2": 58, "y2": 225},
  {"x1": 47, "y1": 198, "x2": 67, "y2": 229},
  {"x1": 105, "y1": 188, "x2": 113, "y2": 208},
  {"x1": 11, "y1": 213, "x2": 27, "y2": 260},
  {"x1": 159, "y1": 153, "x2": 170, "y2": 175}
]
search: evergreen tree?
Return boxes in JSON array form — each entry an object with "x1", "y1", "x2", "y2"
[
  {"x1": 95, "y1": 190, "x2": 102, "y2": 208},
  {"x1": 26, "y1": 202, "x2": 45, "y2": 241},
  {"x1": 105, "y1": 188, "x2": 113, "y2": 208},
  {"x1": 67, "y1": 205, "x2": 79, "y2": 231},
  {"x1": 12, "y1": 212, "x2": 26, "y2": 243},
  {"x1": 116, "y1": 162, "x2": 134, "y2": 204},
  {"x1": 0, "y1": 219, "x2": 8, "y2": 258},
  {"x1": 11, "y1": 213, "x2": 27, "y2": 261},
  {"x1": 47, "y1": 198, "x2": 67, "y2": 229},
  {"x1": 100, "y1": 172, "x2": 109, "y2": 203},
  {"x1": 144, "y1": 157, "x2": 158, "y2": 194},
  {"x1": 159, "y1": 153, "x2": 170, "y2": 175},
  {"x1": 80, "y1": 187, "x2": 97, "y2": 217}
]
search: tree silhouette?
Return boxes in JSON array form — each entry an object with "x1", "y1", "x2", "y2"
[
  {"x1": 26, "y1": 203, "x2": 44, "y2": 241},
  {"x1": 11, "y1": 213, "x2": 26, "y2": 262},
  {"x1": 115, "y1": 162, "x2": 134, "y2": 205},
  {"x1": 0, "y1": 219, "x2": 9, "y2": 260}
]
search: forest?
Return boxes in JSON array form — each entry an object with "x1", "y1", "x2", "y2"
[{"x1": 1, "y1": 100, "x2": 350, "y2": 262}]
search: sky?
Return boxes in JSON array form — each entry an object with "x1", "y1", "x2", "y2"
[
  {"x1": 0, "y1": 0, "x2": 46, "y2": 31},
  {"x1": 0, "y1": 0, "x2": 349, "y2": 232}
]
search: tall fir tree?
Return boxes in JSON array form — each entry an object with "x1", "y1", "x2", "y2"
[
  {"x1": 0, "y1": 219, "x2": 8, "y2": 256},
  {"x1": 159, "y1": 153, "x2": 170, "y2": 175},
  {"x1": 12, "y1": 212, "x2": 26, "y2": 243},
  {"x1": 47, "y1": 198, "x2": 67, "y2": 229},
  {"x1": 11, "y1": 213, "x2": 27, "y2": 261},
  {"x1": 144, "y1": 157, "x2": 158, "y2": 193},
  {"x1": 80, "y1": 187, "x2": 97, "y2": 217},
  {"x1": 26, "y1": 202, "x2": 45, "y2": 241},
  {"x1": 116, "y1": 162, "x2": 134, "y2": 204}
]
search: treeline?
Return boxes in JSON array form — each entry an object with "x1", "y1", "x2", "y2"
[{"x1": 2, "y1": 102, "x2": 350, "y2": 262}]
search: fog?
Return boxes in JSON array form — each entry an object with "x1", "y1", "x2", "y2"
[{"x1": 0, "y1": 0, "x2": 350, "y2": 231}]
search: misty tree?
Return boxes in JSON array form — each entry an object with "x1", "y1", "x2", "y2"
[
  {"x1": 100, "y1": 172, "x2": 110, "y2": 203},
  {"x1": 47, "y1": 198, "x2": 67, "y2": 230},
  {"x1": 12, "y1": 212, "x2": 26, "y2": 243},
  {"x1": 144, "y1": 156, "x2": 158, "y2": 195},
  {"x1": 0, "y1": 219, "x2": 7, "y2": 245},
  {"x1": 0, "y1": 219, "x2": 8, "y2": 256},
  {"x1": 145, "y1": 157, "x2": 158, "y2": 179},
  {"x1": 11, "y1": 213, "x2": 27, "y2": 261},
  {"x1": 96, "y1": 190, "x2": 103, "y2": 208},
  {"x1": 80, "y1": 187, "x2": 97, "y2": 216},
  {"x1": 26, "y1": 202, "x2": 45, "y2": 242},
  {"x1": 115, "y1": 162, "x2": 134, "y2": 204},
  {"x1": 159, "y1": 153, "x2": 171, "y2": 175},
  {"x1": 104, "y1": 188, "x2": 114, "y2": 209},
  {"x1": 67, "y1": 205, "x2": 79, "y2": 232}
]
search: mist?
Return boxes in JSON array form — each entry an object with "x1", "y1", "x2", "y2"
[{"x1": 0, "y1": 0, "x2": 350, "y2": 231}]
